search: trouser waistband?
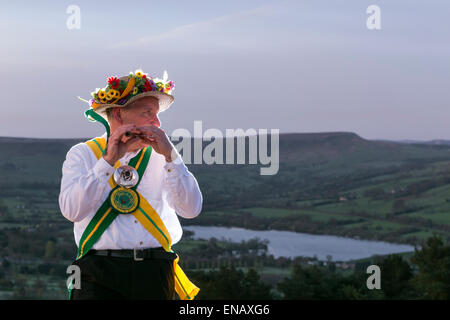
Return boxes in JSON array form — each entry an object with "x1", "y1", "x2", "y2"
[{"x1": 89, "y1": 247, "x2": 176, "y2": 261}]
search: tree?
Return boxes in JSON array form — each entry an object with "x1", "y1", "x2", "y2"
[
  {"x1": 278, "y1": 264, "x2": 385, "y2": 300},
  {"x1": 190, "y1": 266, "x2": 273, "y2": 300},
  {"x1": 410, "y1": 235, "x2": 450, "y2": 299},
  {"x1": 277, "y1": 265, "x2": 337, "y2": 299},
  {"x1": 378, "y1": 254, "x2": 415, "y2": 299}
]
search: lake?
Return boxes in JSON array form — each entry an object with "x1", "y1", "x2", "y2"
[{"x1": 183, "y1": 226, "x2": 416, "y2": 262}]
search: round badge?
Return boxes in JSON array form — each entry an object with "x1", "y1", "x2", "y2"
[
  {"x1": 109, "y1": 187, "x2": 140, "y2": 214},
  {"x1": 114, "y1": 165, "x2": 139, "y2": 188}
]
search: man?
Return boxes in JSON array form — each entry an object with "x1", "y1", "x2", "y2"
[{"x1": 59, "y1": 69, "x2": 202, "y2": 300}]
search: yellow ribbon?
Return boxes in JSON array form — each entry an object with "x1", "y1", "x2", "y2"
[{"x1": 85, "y1": 137, "x2": 200, "y2": 300}]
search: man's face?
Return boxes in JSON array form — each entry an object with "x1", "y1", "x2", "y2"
[
  {"x1": 116, "y1": 96, "x2": 161, "y2": 150},
  {"x1": 119, "y1": 96, "x2": 161, "y2": 128}
]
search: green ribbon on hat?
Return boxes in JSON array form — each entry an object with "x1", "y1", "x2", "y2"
[
  {"x1": 84, "y1": 109, "x2": 111, "y2": 152},
  {"x1": 85, "y1": 108, "x2": 110, "y2": 139}
]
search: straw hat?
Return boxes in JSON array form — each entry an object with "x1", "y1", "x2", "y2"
[{"x1": 80, "y1": 69, "x2": 175, "y2": 120}]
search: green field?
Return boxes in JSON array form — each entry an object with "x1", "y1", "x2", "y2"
[
  {"x1": 1, "y1": 133, "x2": 450, "y2": 300},
  {"x1": 1, "y1": 133, "x2": 450, "y2": 246}
]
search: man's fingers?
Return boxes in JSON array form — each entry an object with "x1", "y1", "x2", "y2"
[
  {"x1": 124, "y1": 136, "x2": 140, "y2": 146},
  {"x1": 109, "y1": 125, "x2": 138, "y2": 144},
  {"x1": 113, "y1": 124, "x2": 136, "y2": 139},
  {"x1": 140, "y1": 134, "x2": 156, "y2": 142},
  {"x1": 118, "y1": 124, "x2": 136, "y2": 136},
  {"x1": 135, "y1": 125, "x2": 161, "y2": 136}
]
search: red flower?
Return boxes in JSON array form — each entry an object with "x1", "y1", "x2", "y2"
[
  {"x1": 144, "y1": 78, "x2": 152, "y2": 92},
  {"x1": 108, "y1": 76, "x2": 120, "y2": 89}
]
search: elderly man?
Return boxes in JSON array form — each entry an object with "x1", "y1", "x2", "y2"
[{"x1": 59, "y1": 70, "x2": 202, "y2": 300}]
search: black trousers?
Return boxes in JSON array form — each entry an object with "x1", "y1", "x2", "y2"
[{"x1": 70, "y1": 249, "x2": 176, "y2": 300}]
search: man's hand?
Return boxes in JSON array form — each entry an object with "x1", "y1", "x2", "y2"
[
  {"x1": 103, "y1": 124, "x2": 141, "y2": 166},
  {"x1": 135, "y1": 125, "x2": 175, "y2": 162}
]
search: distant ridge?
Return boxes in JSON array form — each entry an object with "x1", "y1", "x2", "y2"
[
  {"x1": 0, "y1": 131, "x2": 364, "y2": 143},
  {"x1": 395, "y1": 139, "x2": 450, "y2": 146},
  {"x1": 1, "y1": 132, "x2": 449, "y2": 146},
  {"x1": 0, "y1": 136, "x2": 88, "y2": 143}
]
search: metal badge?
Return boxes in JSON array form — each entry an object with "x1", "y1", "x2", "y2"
[
  {"x1": 113, "y1": 165, "x2": 139, "y2": 188},
  {"x1": 109, "y1": 186, "x2": 140, "y2": 214}
]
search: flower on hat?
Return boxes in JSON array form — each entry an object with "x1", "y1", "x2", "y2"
[
  {"x1": 117, "y1": 98, "x2": 128, "y2": 105},
  {"x1": 91, "y1": 89, "x2": 100, "y2": 103},
  {"x1": 108, "y1": 76, "x2": 120, "y2": 90},
  {"x1": 166, "y1": 82, "x2": 174, "y2": 90},
  {"x1": 100, "y1": 97, "x2": 109, "y2": 104},
  {"x1": 98, "y1": 90, "x2": 106, "y2": 99},
  {"x1": 135, "y1": 69, "x2": 144, "y2": 78},
  {"x1": 111, "y1": 89, "x2": 120, "y2": 98},
  {"x1": 104, "y1": 89, "x2": 118, "y2": 101},
  {"x1": 83, "y1": 70, "x2": 175, "y2": 109},
  {"x1": 144, "y1": 80, "x2": 152, "y2": 92},
  {"x1": 147, "y1": 79, "x2": 157, "y2": 91}
]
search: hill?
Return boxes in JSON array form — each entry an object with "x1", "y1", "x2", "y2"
[{"x1": 0, "y1": 132, "x2": 450, "y2": 246}]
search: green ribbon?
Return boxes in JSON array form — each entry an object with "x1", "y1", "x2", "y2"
[
  {"x1": 68, "y1": 142, "x2": 152, "y2": 300},
  {"x1": 130, "y1": 148, "x2": 152, "y2": 190},
  {"x1": 85, "y1": 109, "x2": 111, "y2": 140}
]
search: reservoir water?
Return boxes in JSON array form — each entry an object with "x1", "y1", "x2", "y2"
[{"x1": 183, "y1": 226, "x2": 416, "y2": 262}]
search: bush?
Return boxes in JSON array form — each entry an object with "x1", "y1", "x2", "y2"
[{"x1": 190, "y1": 266, "x2": 274, "y2": 300}]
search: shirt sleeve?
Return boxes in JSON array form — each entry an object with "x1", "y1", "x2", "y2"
[
  {"x1": 58, "y1": 143, "x2": 115, "y2": 222},
  {"x1": 163, "y1": 149, "x2": 203, "y2": 219}
]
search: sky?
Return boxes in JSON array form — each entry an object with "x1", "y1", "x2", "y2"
[{"x1": 1, "y1": 0, "x2": 449, "y2": 140}]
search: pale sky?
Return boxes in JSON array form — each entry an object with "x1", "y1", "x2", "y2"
[{"x1": 1, "y1": 0, "x2": 449, "y2": 140}]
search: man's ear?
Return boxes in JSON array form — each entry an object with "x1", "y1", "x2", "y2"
[{"x1": 112, "y1": 108, "x2": 123, "y2": 124}]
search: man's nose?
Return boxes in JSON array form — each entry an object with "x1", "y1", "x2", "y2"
[{"x1": 149, "y1": 117, "x2": 160, "y2": 127}]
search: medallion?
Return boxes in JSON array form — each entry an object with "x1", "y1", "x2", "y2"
[
  {"x1": 109, "y1": 186, "x2": 139, "y2": 214},
  {"x1": 114, "y1": 165, "x2": 139, "y2": 188}
]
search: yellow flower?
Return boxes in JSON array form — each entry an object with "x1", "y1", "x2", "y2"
[
  {"x1": 97, "y1": 90, "x2": 106, "y2": 99},
  {"x1": 106, "y1": 92, "x2": 114, "y2": 100},
  {"x1": 135, "y1": 69, "x2": 144, "y2": 78},
  {"x1": 133, "y1": 87, "x2": 139, "y2": 94},
  {"x1": 110, "y1": 89, "x2": 120, "y2": 98}
]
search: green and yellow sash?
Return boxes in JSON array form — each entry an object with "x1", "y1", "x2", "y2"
[{"x1": 69, "y1": 137, "x2": 199, "y2": 300}]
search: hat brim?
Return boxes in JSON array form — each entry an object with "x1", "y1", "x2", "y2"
[{"x1": 93, "y1": 91, "x2": 174, "y2": 120}]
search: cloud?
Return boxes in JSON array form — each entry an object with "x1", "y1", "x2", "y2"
[{"x1": 110, "y1": 3, "x2": 285, "y2": 53}]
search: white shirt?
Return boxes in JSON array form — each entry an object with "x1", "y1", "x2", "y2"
[{"x1": 59, "y1": 133, "x2": 203, "y2": 249}]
